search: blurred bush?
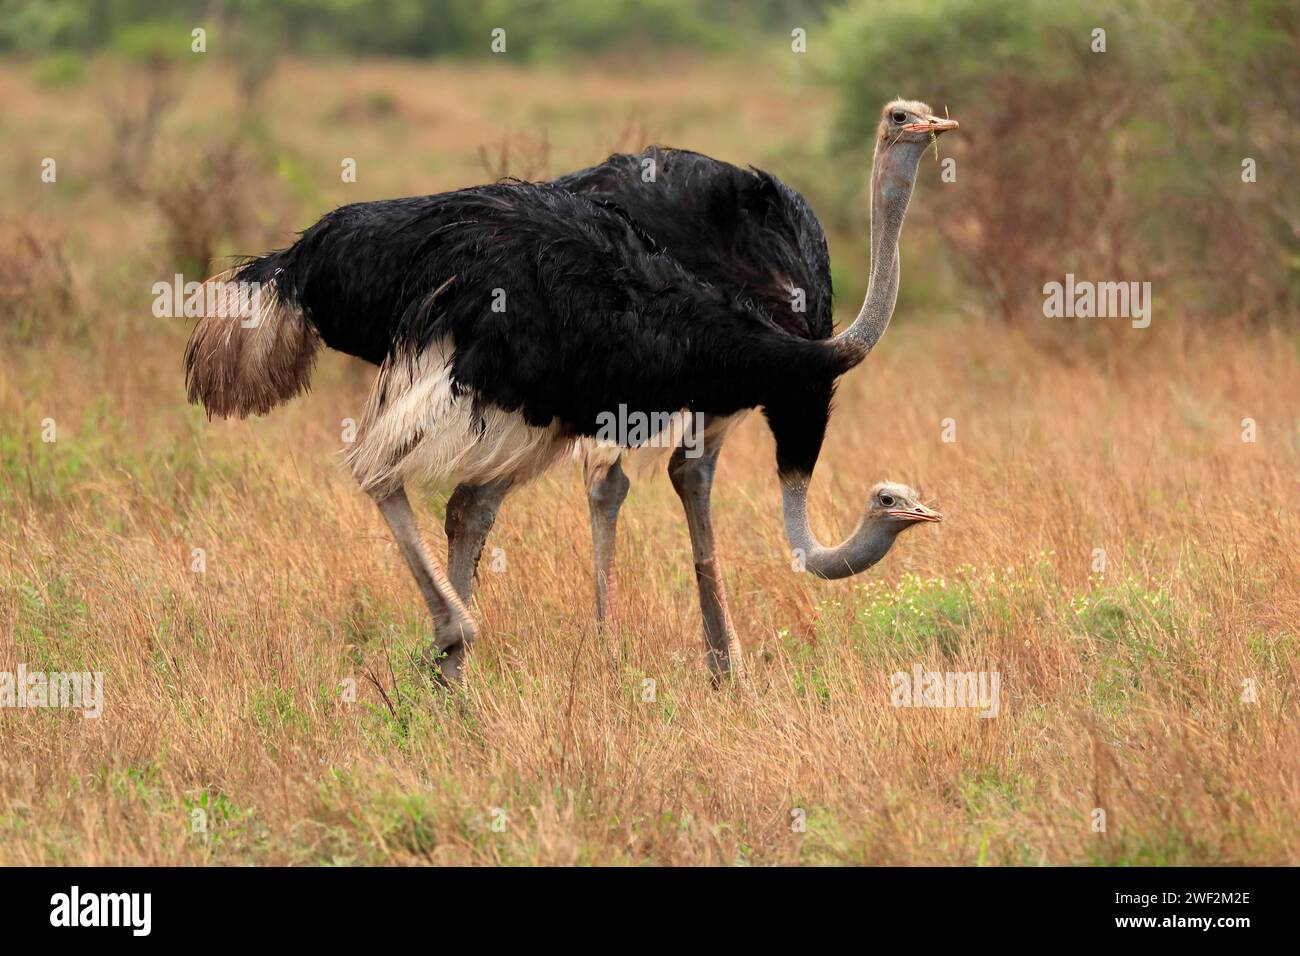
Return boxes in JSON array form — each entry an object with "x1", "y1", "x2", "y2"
[
  {"x1": 0, "y1": 0, "x2": 838, "y2": 59},
  {"x1": 33, "y1": 51, "x2": 85, "y2": 87},
  {"x1": 150, "y1": 140, "x2": 269, "y2": 278},
  {"x1": 0, "y1": 222, "x2": 81, "y2": 345}
]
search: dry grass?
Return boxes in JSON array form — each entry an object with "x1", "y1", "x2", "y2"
[{"x1": 0, "y1": 56, "x2": 1297, "y2": 866}]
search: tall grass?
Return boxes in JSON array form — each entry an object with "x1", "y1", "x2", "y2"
[{"x1": 0, "y1": 56, "x2": 1296, "y2": 865}]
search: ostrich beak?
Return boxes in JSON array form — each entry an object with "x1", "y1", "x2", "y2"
[
  {"x1": 903, "y1": 115, "x2": 959, "y2": 134},
  {"x1": 889, "y1": 504, "x2": 944, "y2": 523}
]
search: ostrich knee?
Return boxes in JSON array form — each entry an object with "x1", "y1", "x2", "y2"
[
  {"x1": 445, "y1": 480, "x2": 511, "y2": 605},
  {"x1": 668, "y1": 448, "x2": 742, "y2": 682},
  {"x1": 586, "y1": 460, "x2": 630, "y2": 627},
  {"x1": 668, "y1": 452, "x2": 715, "y2": 501}
]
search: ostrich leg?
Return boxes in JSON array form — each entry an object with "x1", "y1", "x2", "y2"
[
  {"x1": 372, "y1": 484, "x2": 478, "y2": 681},
  {"x1": 444, "y1": 478, "x2": 513, "y2": 605},
  {"x1": 585, "y1": 457, "x2": 630, "y2": 629},
  {"x1": 667, "y1": 426, "x2": 744, "y2": 684}
]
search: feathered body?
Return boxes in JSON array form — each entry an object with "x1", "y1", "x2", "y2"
[{"x1": 187, "y1": 150, "x2": 843, "y2": 491}]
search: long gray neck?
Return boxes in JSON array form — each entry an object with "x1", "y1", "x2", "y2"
[
  {"x1": 781, "y1": 473, "x2": 900, "y2": 580},
  {"x1": 832, "y1": 138, "x2": 928, "y2": 364}
]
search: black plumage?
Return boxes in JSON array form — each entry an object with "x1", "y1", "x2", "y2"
[
  {"x1": 225, "y1": 155, "x2": 845, "y2": 475},
  {"x1": 552, "y1": 146, "x2": 833, "y2": 341}
]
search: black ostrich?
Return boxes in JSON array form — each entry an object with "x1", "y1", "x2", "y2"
[{"x1": 185, "y1": 99, "x2": 956, "y2": 682}]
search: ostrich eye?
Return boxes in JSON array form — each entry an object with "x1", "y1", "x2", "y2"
[
  {"x1": 879, "y1": 494, "x2": 895, "y2": 507},
  {"x1": 892, "y1": 110, "x2": 907, "y2": 123}
]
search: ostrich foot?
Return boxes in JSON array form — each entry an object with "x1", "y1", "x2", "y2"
[{"x1": 422, "y1": 613, "x2": 478, "y2": 683}]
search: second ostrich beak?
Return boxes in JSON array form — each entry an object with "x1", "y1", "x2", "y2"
[
  {"x1": 888, "y1": 503, "x2": 944, "y2": 523},
  {"x1": 903, "y1": 115, "x2": 960, "y2": 134}
]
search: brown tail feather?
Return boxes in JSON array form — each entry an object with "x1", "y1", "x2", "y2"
[{"x1": 183, "y1": 275, "x2": 320, "y2": 419}]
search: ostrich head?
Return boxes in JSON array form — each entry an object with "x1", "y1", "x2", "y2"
[
  {"x1": 876, "y1": 99, "x2": 960, "y2": 147},
  {"x1": 867, "y1": 481, "x2": 943, "y2": 530},
  {"x1": 871, "y1": 99, "x2": 959, "y2": 206}
]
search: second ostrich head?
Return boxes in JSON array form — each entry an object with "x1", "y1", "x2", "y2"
[{"x1": 783, "y1": 480, "x2": 942, "y2": 580}]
